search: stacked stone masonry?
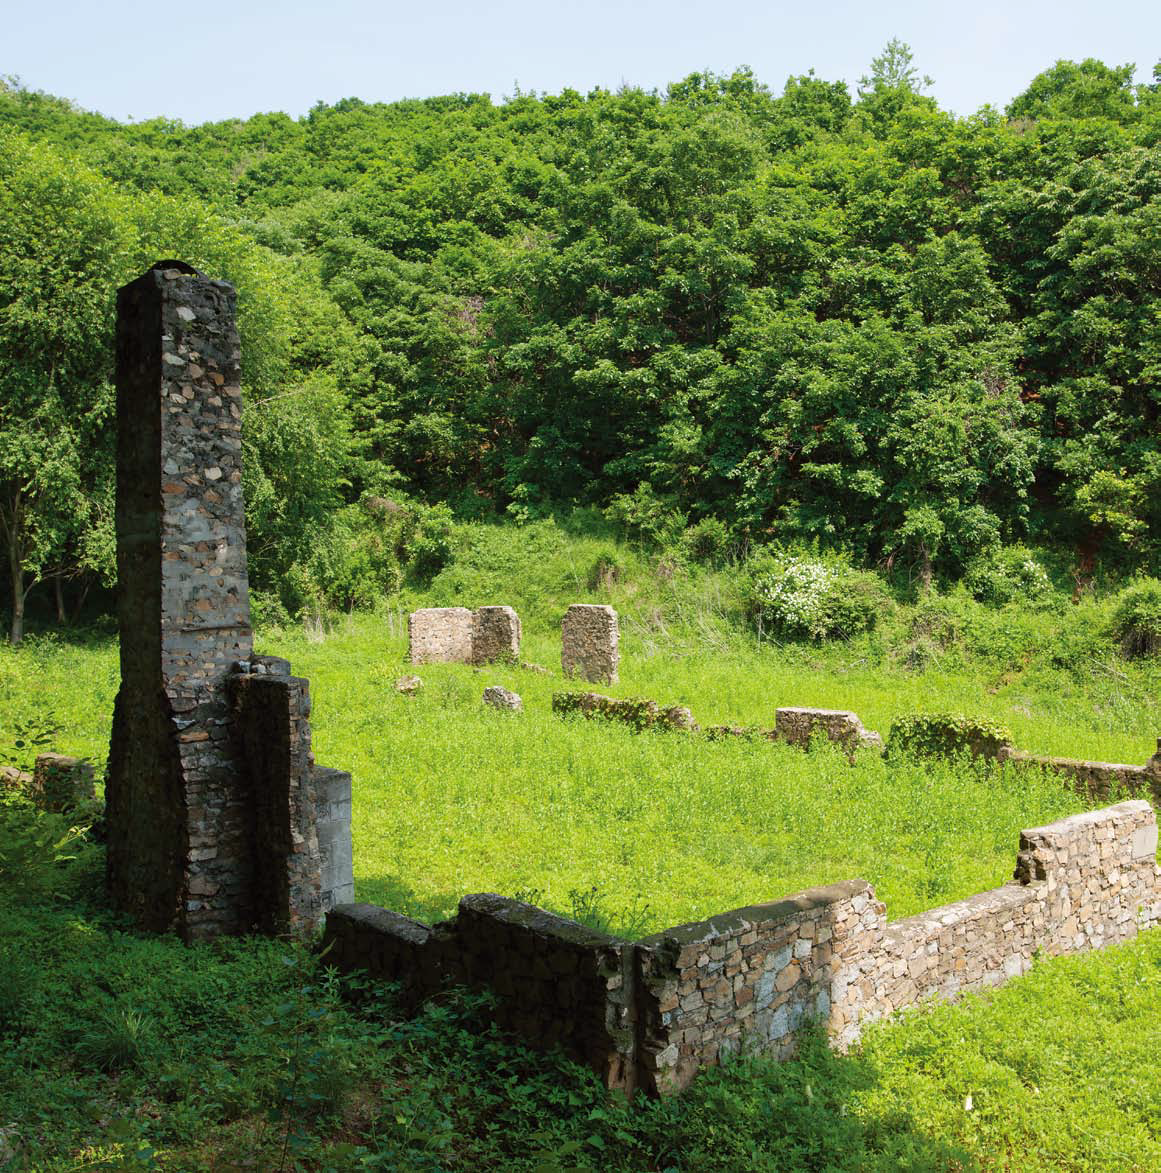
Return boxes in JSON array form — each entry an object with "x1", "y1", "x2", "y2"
[
  {"x1": 999, "y1": 742, "x2": 1161, "y2": 808},
  {"x1": 105, "y1": 263, "x2": 352, "y2": 941},
  {"x1": 407, "y1": 605, "x2": 522, "y2": 665},
  {"x1": 561, "y1": 604, "x2": 620, "y2": 684},
  {"x1": 31, "y1": 754, "x2": 95, "y2": 813},
  {"x1": 775, "y1": 708, "x2": 883, "y2": 753},
  {"x1": 326, "y1": 800, "x2": 1161, "y2": 1096},
  {"x1": 325, "y1": 894, "x2": 638, "y2": 1092},
  {"x1": 553, "y1": 691, "x2": 697, "y2": 731},
  {"x1": 471, "y1": 606, "x2": 522, "y2": 665}
]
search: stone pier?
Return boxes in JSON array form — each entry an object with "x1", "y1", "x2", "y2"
[
  {"x1": 105, "y1": 262, "x2": 352, "y2": 940},
  {"x1": 561, "y1": 604, "x2": 620, "y2": 684}
]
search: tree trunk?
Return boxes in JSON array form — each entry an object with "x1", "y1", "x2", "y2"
[
  {"x1": 918, "y1": 543, "x2": 933, "y2": 594},
  {"x1": 54, "y1": 574, "x2": 67, "y2": 625},
  {"x1": 2, "y1": 486, "x2": 24, "y2": 645},
  {"x1": 8, "y1": 546, "x2": 24, "y2": 647}
]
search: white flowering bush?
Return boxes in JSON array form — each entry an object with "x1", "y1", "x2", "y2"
[{"x1": 745, "y1": 551, "x2": 886, "y2": 641}]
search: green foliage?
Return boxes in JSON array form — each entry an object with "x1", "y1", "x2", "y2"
[
  {"x1": 0, "y1": 800, "x2": 92, "y2": 899},
  {"x1": 7, "y1": 838, "x2": 1161, "y2": 1170},
  {"x1": 681, "y1": 516, "x2": 732, "y2": 566},
  {"x1": 745, "y1": 549, "x2": 888, "y2": 641},
  {"x1": 1110, "y1": 577, "x2": 1161, "y2": 658},
  {"x1": 5, "y1": 53, "x2": 1161, "y2": 603},
  {"x1": 405, "y1": 502, "x2": 456, "y2": 581},
  {"x1": 963, "y1": 545, "x2": 1055, "y2": 607},
  {"x1": 888, "y1": 713, "x2": 1013, "y2": 762},
  {"x1": 604, "y1": 483, "x2": 686, "y2": 549}
]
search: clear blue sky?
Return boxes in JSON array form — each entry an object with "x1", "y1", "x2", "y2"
[{"x1": 6, "y1": 0, "x2": 1159, "y2": 124}]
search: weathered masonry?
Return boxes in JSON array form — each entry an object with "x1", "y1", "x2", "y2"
[
  {"x1": 561, "y1": 603, "x2": 620, "y2": 684},
  {"x1": 105, "y1": 262, "x2": 353, "y2": 941},
  {"x1": 325, "y1": 800, "x2": 1161, "y2": 1096},
  {"x1": 408, "y1": 605, "x2": 522, "y2": 665}
]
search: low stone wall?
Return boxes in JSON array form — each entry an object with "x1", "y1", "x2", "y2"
[
  {"x1": 635, "y1": 881, "x2": 873, "y2": 1093},
  {"x1": 11, "y1": 755, "x2": 95, "y2": 813},
  {"x1": 470, "y1": 606, "x2": 521, "y2": 665},
  {"x1": 775, "y1": 708, "x2": 883, "y2": 753},
  {"x1": 408, "y1": 605, "x2": 523, "y2": 665},
  {"x1": 553, "y1": 691, "x2": 697, "y2": 731},
  {"x1": 315, "y1": 767, "x2": 355, "y2": 910},
  {"x1": 999, "y1": 743, "x2": 1161, "y2": 807},
  {"x1": 324, "y1": 893, "x2": 638, "y2": 1091},
  {"x1": 325, "y1": 801, "x2": 1160, "y2": 1096},
  {"x1": 408, "y1": 607, "x2": 474, "y2": 664}
]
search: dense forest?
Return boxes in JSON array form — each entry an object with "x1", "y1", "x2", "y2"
[{"x1": 2, "y1": 44, "x2": 1160, "y2": 639}]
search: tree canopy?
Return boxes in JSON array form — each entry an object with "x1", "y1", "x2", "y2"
[{"x1": 1, "y1": 46, "x2": 1160, "y2": 633}]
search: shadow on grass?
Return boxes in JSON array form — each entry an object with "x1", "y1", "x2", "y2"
[
  {"x1": 355, "y1": 870, "x2": 464, "y2": 925},
  {"x1": 378, "y1": 1003, "x2": 978, "y2": 1171},
  {"x1": 626, "y1": 1022, "x2": 977, "y2": 1172}
]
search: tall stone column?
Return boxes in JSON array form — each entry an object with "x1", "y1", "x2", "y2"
[{"x1": 106, "y1": 262, "x2": 254, "y2": 938}]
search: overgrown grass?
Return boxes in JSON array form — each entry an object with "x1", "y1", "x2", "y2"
[
  {"x1": 2, "y1": 520, "x2": 1159, "y2": 935},
  {"x1": 3, "y1": 857, "x2": 1160, "y2": 1171},
  {"x1": 261, "y1": 619, "x2": 1086, "y2": 931},
  {"x1": 3, "y1": 521, "x2": 1161, "y2": 1168}
]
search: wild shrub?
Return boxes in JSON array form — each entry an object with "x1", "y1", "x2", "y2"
[
  {"x1": 682, "y1": 517, "x2": 732, "y2": 567},
  {"x1": 964, "y1": 545, "x2": 1055, "y2": 607},
  {"x1": 0, "y1": 800, "x2": 93, "y2": 900},
  {"x1": 604, "y1": 482, "x2": 687, "y2": 548},
  {"x1": 405, "y1": 502, "x2": 456, "y2": 581},
  {"x1": 586, "y1": 549, "x2": 625, "y2": 590},
  {"x1": 745, "y1": 549, "x2": 889, "y2": 641},
  {"x1": 1110, "y1": 578, "x2": 1161, "y2": 658},
  {"x1": 887, "y1": 713, "x2": 1013, "y2": 761}
]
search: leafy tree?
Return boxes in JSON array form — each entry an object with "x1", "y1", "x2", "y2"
[{"x1": 0, "y1": 130, "x2": 132, "y2": 642}]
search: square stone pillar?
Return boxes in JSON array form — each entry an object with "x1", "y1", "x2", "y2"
[
  {"x1": 562, "y1": 604, "x2": 620, "y2": 684},
  {"x1": 105, "y1": 263, "x2": 352, "y2": 942}
]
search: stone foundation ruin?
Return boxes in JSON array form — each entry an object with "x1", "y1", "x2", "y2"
[
  {"x1": 105, "y1": 262, "x2": 353, "y2": 941},
  {"x1": 408, "y1": 605, "x2": 522, "y2": 665},
  {"x1": 324, "y1": 683, "x2": 1161, "y2": 1094},
  {"x1": 326, "y1": 800, "x2": 1161, "y2": 1096},
  {"x1": 561, "y1": 603, "x2": 619, "y2": 684}
]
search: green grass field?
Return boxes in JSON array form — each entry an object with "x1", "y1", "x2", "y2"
[
  {"x1": 2, "y1": 532, "x2": 1159, "y2": 938},
  {"x1": 3, "y1": 526, "x2": 1161, "y2": 1168}
]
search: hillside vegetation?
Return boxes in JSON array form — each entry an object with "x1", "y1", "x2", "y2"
[{"x1": 2, "y1": 47, "x2": 1161, "y2": 641}]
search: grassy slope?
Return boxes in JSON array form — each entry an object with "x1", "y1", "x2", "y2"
[{"x1": 2, "y1": 520, "x2": 1161, "y2": 1168}]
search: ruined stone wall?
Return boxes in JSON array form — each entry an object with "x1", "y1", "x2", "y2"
[
  {"x1": 408, "y1": 607, "x2": 474, "y2": 664},
  {"x1": 31, "y1": 754, "x2": 95, "y2": 813},
  {"x1": 999, "y1": 744, "x2": 1161, "y2": 807},
  {"x1": 638, "y1": 800, "x2": 1161, "y2": 1091},
  {"x1": 325, "y1": 800, "x2": 1161, "y2": 1096},
  {"x1": 775, "y1": 708, "x2": 883, "y2": 752},
  {"x1": 324, "y1": 893, "x2": 638, "y2": 1092},
  {"x1": 553, "y1": 691, "x2": 697, "y2": 731},
  {"x1": 231, "y1": 663, "x2": 322, "y2": 936},
  {"x1": 470, "y1": 606, "x2": 521, "y2": 665},
  {"x1": 832, "y1": 800, "x2": 1161, "y2": 1044},
  {"x1": 315, "y1": 767, "x2": 355, "y2": 910},
  {"x1": 407, "y1": 605, "x2": 522, "y2": 665},
  {"x1": 635, "y1": 882, "x2": 873, "y2": 1094},
  {"x1": 561, "y1": 604, "x2": 619, "y2": 684},
  {"x1": 107, "y1": 264, "x2": 253, "y2": 936}
]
